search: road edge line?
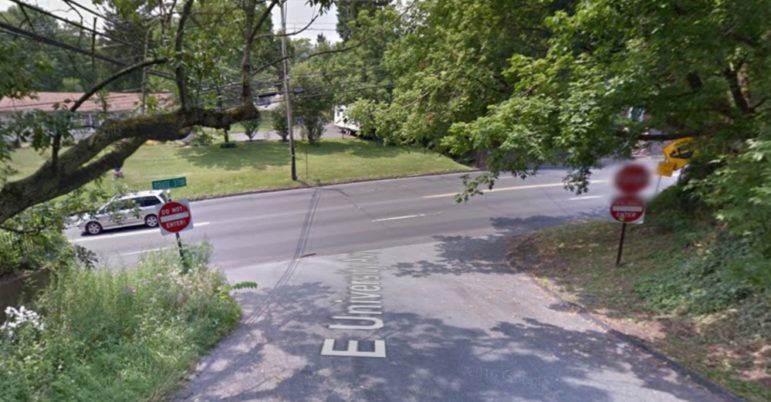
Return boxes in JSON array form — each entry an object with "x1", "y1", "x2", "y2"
[{"x1": 187, "y1": 169, "x2": 478, "y2": 203}]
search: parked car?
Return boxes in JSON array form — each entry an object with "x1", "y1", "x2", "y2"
[{"x1": 78, "y1": 190, "x2": 168, "y2": 235}]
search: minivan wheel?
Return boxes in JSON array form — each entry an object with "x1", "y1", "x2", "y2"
[
  {"x1": 85, "y1": 221, "x2": 102, "y2": 235},
  {"x1": 145, "y1": 214, "x2": 159, "y2": 228}
]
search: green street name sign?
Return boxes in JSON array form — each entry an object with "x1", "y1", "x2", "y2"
[{"x1": 152, "y1": 177, "x2": 187, "y2": 190}]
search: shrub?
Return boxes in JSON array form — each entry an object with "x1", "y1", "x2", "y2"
[
  {"x1": 271, "y1": 107, "x2": 289, "y2": 142},
  {"x1": 0, "y1": 230, "x2": 73, "y2": 277},
  {"x1": 242, "y1": 118, "x2": 261, "y2": 142},
  {"x1": 0, "y1": 244, "x2": 241, "y2": 401}
]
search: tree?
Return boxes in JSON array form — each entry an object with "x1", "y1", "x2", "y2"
[
  {"x1": 0, "y1": 5, "x2": 98, "y2": 91},
  {"x1": 271, "y1": 105, "x2": 289, "y2": 142},
  {"x1": 292, "y1": 63, "x2": 335, "y2": 144},
  {"x1": 335, "y1": 0, "x2": 389, "y2": 42},
  {"x1": 242, "y1": 117, "x2": 261, "y2": 141},
  {"x1": 0, "y1": 0, "x2": 335, "y2": 226},
  {"x1": 343, "y1": 0, "x2": 565, "y2": 148},
  {"x1": 446, "y1": 0, "x2": 771, "y2": 250},
  {"x1": 101, "y1": 6, "x2": 154, "y2": 91}
]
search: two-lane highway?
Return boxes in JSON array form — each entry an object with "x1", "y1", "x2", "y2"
[{"x1": 68, "y1": 168, "x2": 620, "y2": 269}]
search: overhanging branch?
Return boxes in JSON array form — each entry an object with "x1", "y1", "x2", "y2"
[{"x1": 0, "y1": 103, "x2": 259, "y2": 225}]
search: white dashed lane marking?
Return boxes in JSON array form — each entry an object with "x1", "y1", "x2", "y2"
[
  {"x1": 569, "y1": 195, "x2": 605, "y2": 201},
  {"x1": 371, "y1": 213, "x2": 427, "y2": 222}
]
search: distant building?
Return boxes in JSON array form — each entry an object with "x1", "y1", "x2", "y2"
[{"x1": 0, "y1": 91, "x2": 173, "y2": 130}]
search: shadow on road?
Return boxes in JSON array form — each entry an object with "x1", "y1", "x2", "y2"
[
  {"x1": 392, "y1": 214, "x2": 597, "y2": 278},
  {"x1": 178, "y1": 279, "x2": 716, "y2": 402}
]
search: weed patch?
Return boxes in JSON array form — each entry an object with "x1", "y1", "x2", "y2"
[{"x1": 0, "y1": 244, "x2": 240, "y2": 401}]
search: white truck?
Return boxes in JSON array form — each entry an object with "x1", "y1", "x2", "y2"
[{"x1": 333, "y1": 105, "x2": 360, "y2": 136}]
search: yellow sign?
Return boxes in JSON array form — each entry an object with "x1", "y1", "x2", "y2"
[
  {"x1": 662, "y1": 137, "x2": 695, "y2": 170},
  {"x1": 657, "y1": 161, "x2": 676, "y2": 177}
]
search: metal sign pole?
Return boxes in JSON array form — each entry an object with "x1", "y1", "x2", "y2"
[
  {"x1": 616, "y1": 222, "x2": 627, "y2": 267},
  {"x1": 166, "y1": 191, "x2": 188, "y2": 271}
]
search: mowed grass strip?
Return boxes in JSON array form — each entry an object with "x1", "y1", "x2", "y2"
[{"x1": 10, "y1": 139, "x2": 469, "y2": 199}]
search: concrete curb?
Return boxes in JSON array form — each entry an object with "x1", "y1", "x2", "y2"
[
  {"x1": 186, "y1": 169, "x2": 478, "y2": 202},
  {"x1": 520, "y1": 271, "x2": 744, "y2": 402}
]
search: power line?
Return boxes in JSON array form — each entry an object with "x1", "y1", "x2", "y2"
[
  {"x1": 0, "y1": 21, "x2": 173, "y2": 80},
  {"x1": 6, "y1": 0, "x2": 143, "y2": 51},
  {"x1": 0, "y1": 20, "x2": 126, "y2": 65}
]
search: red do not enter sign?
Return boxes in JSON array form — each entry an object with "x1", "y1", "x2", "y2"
[
  {"x1": 158, "y1": 201, "x2": 192, "y2": 234},
  {"x1": 610, "y1": 194, "x2": 646, "y2": 223},
  {"x1": 614, "y1": 164, "x2": 651, "y2": 194}
]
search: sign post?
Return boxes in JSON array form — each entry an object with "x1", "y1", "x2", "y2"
[
  {"x1": 152, "y1": 177, "x2": 190, "y2": 270},
  {"x1": 158, "y1": 199, "x2": 193, "y2": 271},
  {"x1": 611, "y1": 164, "x2": 651, "y2": 267},
  {"x1": 616, "y1": 221, "x2": 627, "y2": 266},
  {"x1": 609, "y1": 194, "x2": 646, "y2": 265}
]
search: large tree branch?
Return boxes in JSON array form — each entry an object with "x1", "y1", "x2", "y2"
[
  {"x1": 255, "y1": 11, "x2": 319, "y2": 40},
  {"x1": 248, "y1": 0, "x2": 279, "y2": 44},
  {"x1": 0, "y1": 104, "x2": 258, "y2": 225}
]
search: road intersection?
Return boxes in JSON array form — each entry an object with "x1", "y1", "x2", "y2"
[{"x1": 66, "y1": 165, "x2": 729, "y2": 401}]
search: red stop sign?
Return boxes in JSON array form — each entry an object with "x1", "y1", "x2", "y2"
[
  {"x1": 610, "y1": 195, "x2": 646, "y2": 223},
  {"x1": 158, "y1": 201, "x2": 192, "y2": 233},
  {"x1": 614, "y1": 164, "x2": 651, "y2": 194}
]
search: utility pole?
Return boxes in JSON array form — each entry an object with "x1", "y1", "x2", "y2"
[{"x1": 280, "y1": 0, "x2": 297, "y2": 181}]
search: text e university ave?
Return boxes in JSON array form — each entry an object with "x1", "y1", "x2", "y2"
[{"x1": 321, "y1": 252, "x2": 387, "y2": 358}]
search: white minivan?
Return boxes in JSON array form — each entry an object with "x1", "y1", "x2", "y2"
[{"x1": 78, "y1": 190, "x2": 168, "y2": 235}]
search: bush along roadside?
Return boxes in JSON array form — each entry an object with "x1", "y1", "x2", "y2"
[
  {"x1": 0, "y1": 242, "x2": 246, "y2": 402},
  {"x1": 507, "y1": 186, "x2": 770, "y2": 402}
]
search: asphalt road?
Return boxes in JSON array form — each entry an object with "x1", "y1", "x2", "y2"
[
  {"x1": 65, "y1": 163, "x2": 729, "y2": 401},
  {"x1": 67, "y1": 168, "x2": 626, "y2": 269}
]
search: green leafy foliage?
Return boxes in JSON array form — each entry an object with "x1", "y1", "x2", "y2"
[
  {"x1": 335, "y1": 0, "x2": 390, "y2": 42},
  {"x1": 0, "y1": 187, "x2": 113, "y2": 276},
  {"x1": 241, "y1": 117, "x2": 261, "y2": 141},
  {"x1": 292, "y1": 63, "x2": 335, "y2": 144},
  {"x1": 0, "y1": 6, "x2": 97, "y2": 92},
  {"x1": 347, "y1": 0, "x2": 561, "y2": 148},
  {"x1": 0, "y1": 244, "x2": 241, "y2": 401}
]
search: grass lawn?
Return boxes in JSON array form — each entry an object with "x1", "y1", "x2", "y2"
[
  {"x1": 10, "y1": 139, "x2": 469, "y2": 199},
  {"x1": 509, "y1": 220, "x2": 770, "y2": 402}
]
